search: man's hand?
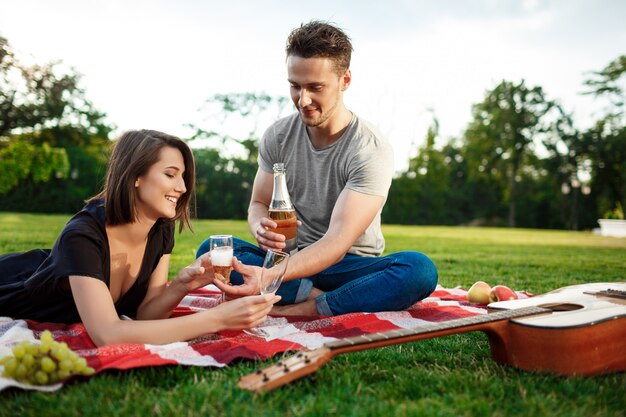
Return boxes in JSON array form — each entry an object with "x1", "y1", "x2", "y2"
[
  {"x1": 248, "y1": 168, "x2": 301, "y2": 252},
  {"x1": 213, "y1": 257, "x2": 261, "y2": 297},
  {"x1": 252, "y1": 217, "x2": 287, "y2": 251}
]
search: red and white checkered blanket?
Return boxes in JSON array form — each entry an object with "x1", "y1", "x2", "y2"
[{"x1": 0, "y1": 285, "x2": 527, "y2": 392}]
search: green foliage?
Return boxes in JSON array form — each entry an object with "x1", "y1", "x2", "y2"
[
  {"x1": 188, "y1": 92, "x2": 291, "y2": 220},
  {"x1": 1, "y1": 33, "x2": 624, "y2": 234},
  {"x1": 1, "y1": 213, "x2": 625, "y2": 417},
  {"x1": 0, "y1": 36, "x2": 107, "y2": 138},
  {"x1": 603, "y1": 202, "x2": 624, "y2": 220},
  {"x1": 583, "y1": 54, "x2": 626, "y2": 113},
  {"x1": 0, "y1": 35, "x2": 113, "y2": 209},
  {"x1": 463, "y1": 80, "x2": 558, "y2": 227},
  {"x1": 0, "y1": 141, "x2": 34, "y2": 193},
  {"x1": 387, "y1": 57, "x2": 625, "y2": 230},
  {"x1": 579, "y1": 55, "x2": 626, "y2": 218},
  {"x1": 192, "y1": 148, "x2": 257, "y2": 220},
  {"x1": 385, "y1": 118, "x2": 458, "y2": 225},
  {"x1": 0, "y1": 140, "x2": 69, "y2": 194},
  {"x1": 188, "y1": 92, "x2": 290, "y2": 160},
  {"x1": 0, "y1": 127, "x2": 111, "y2": 212},
  {"x1": 30, "y1": 143, "x2": 70, "y2": 182},
  {"x1": 581, "y1": 117, "x2": 626, "y2": 223}
]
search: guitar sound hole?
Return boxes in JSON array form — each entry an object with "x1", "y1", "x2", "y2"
[{"x1": 538, "y1": 303, "x2": 584, "y2": 312}]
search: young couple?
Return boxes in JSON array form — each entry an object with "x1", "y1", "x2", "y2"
[{"x1": 0, "y1": 21, "x2": 437, "y2": 346}]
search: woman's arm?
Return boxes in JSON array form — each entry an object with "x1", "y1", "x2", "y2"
[
  {"x1": 69, "y1": 275, "x2": 279, "y2": 346},
  {"x1": 135, "y1": 252, "x2": 214, "y2": 320}
]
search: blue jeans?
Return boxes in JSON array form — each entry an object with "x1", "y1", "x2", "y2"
[{"x1": 196, "y1": 237, "x2": 438, "y2": 316}]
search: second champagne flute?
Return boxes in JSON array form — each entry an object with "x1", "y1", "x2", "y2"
[
  {"x1": 244, "y1": 249, "x2": 290, "y2": 338},
  {"x1": 259, "y1": 249, "x2": 290, "y2": 295}
]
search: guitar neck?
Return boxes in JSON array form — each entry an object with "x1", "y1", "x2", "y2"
[
  {"x1": 323, "y1": 305, "x2": 548, "y2": 354},
  {"x1": 240, "y1": 284, "x2": 626, "y2": 392},
  {"x1": 238, "y1": 305, "x2": 549, "y2": 392}
]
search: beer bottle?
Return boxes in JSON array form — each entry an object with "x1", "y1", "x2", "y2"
[{"x1": 268, "y1": 162, "x2": 298, "y2": 253}]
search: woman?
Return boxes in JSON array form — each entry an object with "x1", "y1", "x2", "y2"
[{"x1": 0, "y1": 130, "x2": 278, "y2": 346}]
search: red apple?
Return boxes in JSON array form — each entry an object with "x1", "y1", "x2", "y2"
[
  {"x1": 489, "y1": 285, "x2": 518, "y2": 302},
  {"x1": 467, "y1": 281, "x2": 492, "y2": 303}
]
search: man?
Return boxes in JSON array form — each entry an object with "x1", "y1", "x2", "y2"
[{"x1": 198, "y1": 20, "x2": 437, "y2": 316}]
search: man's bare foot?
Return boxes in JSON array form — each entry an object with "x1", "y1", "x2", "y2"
[
  {"x1": 271, "y1": 300, "x2": 318, "y2": 316},
  {"x1": 271, "y1": 287, "x2": 324, "y2": 317}
]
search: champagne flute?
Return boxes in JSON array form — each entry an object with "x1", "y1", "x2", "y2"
[
  {"x1": 244, "y1": 249, "x2": 290, "y2": 337},
  {"x1": 209, "y1": 234, "x2": 233, "y2": 303}
]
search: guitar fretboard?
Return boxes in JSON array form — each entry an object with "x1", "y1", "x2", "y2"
[
  {"x1": 324, "y1": 305, "x2": 548, "y2": 350},
  {"x1": 584, "y1": 289, "x2": 626, "y2": 300}
]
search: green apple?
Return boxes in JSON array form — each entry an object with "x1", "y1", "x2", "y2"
[{"x1": 467, "y1": 281, "x2": 492, "y2": 303}]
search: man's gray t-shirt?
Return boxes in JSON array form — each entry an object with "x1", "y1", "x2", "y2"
[{"x1": 258, "y1": 113, "x2": 394, "y2": 256}]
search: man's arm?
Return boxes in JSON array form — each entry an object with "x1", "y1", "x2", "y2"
[
  {"x1": 280, "y1": 188, "x2": 385, "y2": 281},
  {"x1": 246, "y1": 167, "x2": 384, "y2": 283}
]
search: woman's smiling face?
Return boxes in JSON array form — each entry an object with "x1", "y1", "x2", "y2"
[{"x1": 134, "y1": 146, "x2": 187, "y2": 222}]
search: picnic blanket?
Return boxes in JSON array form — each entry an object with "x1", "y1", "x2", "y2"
[{"x1": 0, "y1": 285, "x2": 528, "y2": 392}]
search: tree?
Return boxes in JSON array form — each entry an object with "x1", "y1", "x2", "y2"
[
  {"x1": 583, "y1": 119, "x2": 626, "y2": 218},
  {"x1": 189, "y1": 93, "x2": 291, "y2": 219},
  {"x1": 0, "y1": 36, "x2": 113, "y2": 210},
  {"x1": 193, "y1": 148, "x2": 257, "y2": 219},
  {"x1": 583, "y1": 55, "x2": 626, "y2": 116},
  {"x1": 0, "y1": 36, "x2": 107, "y2": 137},
  {"x1": 582, "y1": 55, "x2": 626, "y2": 216},
  {"x1": 188, "y1": 92, "x2": 290, "y2": 162},
  {"x1": 0, "y1": 140, "x2": 69, "y2": 194},
  {"x1": 463, "y1": 80, "x2": 558, "y2": 227},
  {"x1": 385, "y1": 117, "x2": 460, "y2": 225}
]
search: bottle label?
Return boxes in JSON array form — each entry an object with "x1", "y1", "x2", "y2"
[{"x1": 268, "y1": 209, "x2": 298, "y2": 253}]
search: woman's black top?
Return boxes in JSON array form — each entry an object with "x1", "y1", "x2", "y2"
[{"x1": 0, "y1": 199, "x2": 174, "y2": 323}]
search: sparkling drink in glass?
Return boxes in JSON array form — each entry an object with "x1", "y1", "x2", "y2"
[{"x1": 209, "y1": 234, "x2": 233, "y2": 302}]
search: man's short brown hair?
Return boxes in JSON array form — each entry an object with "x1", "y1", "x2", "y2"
[{"x1": 286, "y1": 20, "x2": 353, "y2": 76}]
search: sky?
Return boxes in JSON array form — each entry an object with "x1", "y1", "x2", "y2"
[{"x1": 1, "y1": 0, "x2": 625, "y2": 172}]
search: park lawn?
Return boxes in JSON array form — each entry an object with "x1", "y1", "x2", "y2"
[{"x1": 0, "y1": 212, "x2": 625, "y2": 417}]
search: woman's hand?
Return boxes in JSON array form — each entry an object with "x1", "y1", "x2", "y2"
[
  {"x1": 210, "y1": 293, "x2": 281, "y2": 330},
  {"x1": 212, "y1": 257, "x2": 260, "y2": 297},
  {"x1": 171, "y1": 252, "x2": 214, "y2": 294}
]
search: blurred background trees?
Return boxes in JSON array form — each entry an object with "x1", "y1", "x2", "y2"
[
  {"x1": 0, "y1": 35, "x2": 111, "y2": 212},
  {"x1": 384, "y1": 55, "x2": 625, "y2": 230},
  {"x1": 187, "y1": 92, "x2": 290, "y2": 219},
  {"x1": 581, "y1": 55, "x2": 626, "y2": 221},
  {"x1": 0, "y1": 34, "x2": 624, "y2": 230}
]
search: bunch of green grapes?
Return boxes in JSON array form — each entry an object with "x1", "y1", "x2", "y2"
[{"x1": 0, "y1": 330, "x2": 95, "y2": 385}]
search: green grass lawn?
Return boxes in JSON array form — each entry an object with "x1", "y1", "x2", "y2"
[{"x1": 1, "y1": 212, "x2": 625, "y2": 417}]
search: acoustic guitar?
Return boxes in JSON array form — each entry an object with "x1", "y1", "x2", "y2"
[{"x1": 238, "y1": 282, "x2": 626, "y2": 392}]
